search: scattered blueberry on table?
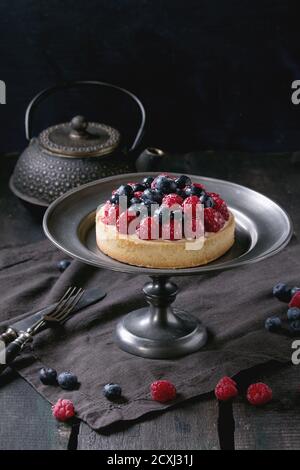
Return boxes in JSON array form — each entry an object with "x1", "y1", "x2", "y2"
[
  {"x1": 289, "y1": 320, "x2": 300, "y2": 334},
  {"x1": 39, "y1": 367, "x2": 58, "y2": 385},
  {"x1": 57, "y1": 372, "x2": 79, "y2": 390},
  {"x1": 287, "y1": 307, "x2": 300, "y2": 322},
  {"x1": 58, "y1": 259, "x2": 71, "y2": 272},
  {"x1": 272, "y1": 282, "x2": 292, "y2": 303},
  {"x1": 103, "y1": 383, "x2": 122, "y2": 400},
  {"x1": 265, "y1": 316, "x2": 282, "y2": 332}
]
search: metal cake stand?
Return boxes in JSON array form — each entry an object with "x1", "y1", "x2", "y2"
[{"x1": 43, "y1": 173, "x2": 293, "y2": 359}]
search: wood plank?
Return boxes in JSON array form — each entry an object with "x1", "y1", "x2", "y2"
[
  {"x1": 78, "y1": 396, "x2": 220, "y2": 450},
  {"x1": 0, "y1": 370, "x2": 72, "y2": 450},
  {"x1": 234, "y1": 364, "x2": 300, "y2": 450}
]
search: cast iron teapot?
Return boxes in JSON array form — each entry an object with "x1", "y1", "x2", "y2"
[{"x1": 10, "y1": 80, "x2": 145, "y2": 207}]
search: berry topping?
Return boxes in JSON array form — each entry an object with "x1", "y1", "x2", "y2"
[
  {"x1": 162, "y1": 193, "x2": 183, "y2": 207},
  {"x1": 132, "y1": 183, "x2": 145, "y2": 192},
  {"x1": 116, "y1": 184, "x2": 134, "y2": 198},
  {"x1": 151, "y1": 175, "x2": 177, "y2": 194},
  {"x1": 117, "y1": 211, "x2": 138, "y2": 234},
  {"x1": 215, "y1": 377, "x2": 238, "y2": 401},
  {"x1": 102, "y1": 203, "x2": 119, "y2": 225},
  {"x1": 208, "y1": 193, "x2": 230, "y2": 220},
  {"x1": 287, "y1": 307, "x2": 300, "y2": 321},
  {"x1": 52, "y1": 398, "x2": 75, "y2": 422},
  {"x1": 39, "y1": 367, "x2": 58, "y2": 385},
  {"x1": 183, "y1": 195, "x2": 201, "y2": 218},
  {"x1": 137, "y1": 216, "x2": 160, "y2": 240},
  {"x1": 273, "y1": 283, "x2": 291, "y2": 303},
  {"x1": 289, "y1": 291, "x2": 300, "y2": 309},
  {"x1": 204, "y1": 208, "x2": 225, "y2": 232},
  {"x1": 161, "y1": 219, "x2": 182, "y2": 240},
  {"x1": 130, "y1": 197, "x2": 142, "y2": 205},
  {"x1": 185, "y1": 184, "x2": 205, "y2": 198},
  {"x1": 57, "y1": 259, "x2": 71, "y2": 272},
  {"x1": 143, "y1": 176, "x2": 155, "y2": 188},
  {"x1": 265, "y1": 316, "x2": 282, "y2": 332},
  {"x1": 134, "y1": 191, "x2": 144, "y2": 199},
  {"x1": 103, "y1": 383, "x2": 122, "y2": 400},
  {"x1": 175, "y1": 175, "x2": 192, "y2": 189},
  {"x1": 150, "y1": 380, "x2": 177, "y2": 403},
  {"x1": 246, "y1": 383, "x2": 272, "y2": 406},
  {"x1": 141, "y1": 188, "x2": 163, "y2": 204},
  {"x1": 110, "y1": 193, "x2": 120, "y2": 205},
  {"x1": 57, "y1": 372, "x2": 79, "y2": 390}
]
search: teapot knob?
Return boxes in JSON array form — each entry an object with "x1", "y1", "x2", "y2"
[{"x1": 70, "y1": 115, "x2": 89, "y2": 138}]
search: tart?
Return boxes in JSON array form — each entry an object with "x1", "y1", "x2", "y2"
[{"x1": 96, "y1": 174, "x2": 235, "y2": 269}]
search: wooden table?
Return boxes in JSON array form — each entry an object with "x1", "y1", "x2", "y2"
[{"x1": 1, "y1": 151, "x2": 299, "y2": 450}]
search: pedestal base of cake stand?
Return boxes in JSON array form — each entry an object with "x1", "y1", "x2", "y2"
[{"x1": 115, "y1": 276, "x2": 207, "y2": 359}]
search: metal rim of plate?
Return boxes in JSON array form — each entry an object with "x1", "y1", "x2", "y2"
[{"x1": 43, "y1": 172, "x2": 293, "y2": 359}]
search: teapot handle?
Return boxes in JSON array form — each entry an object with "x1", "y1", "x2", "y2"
[{"x1": 25, "y1": 80, "x2": 146, "y2": 151}]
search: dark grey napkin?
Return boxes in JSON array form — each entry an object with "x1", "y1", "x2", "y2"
[{"x1": 0, "y1": 238, "x2": 297, "y2": 430}]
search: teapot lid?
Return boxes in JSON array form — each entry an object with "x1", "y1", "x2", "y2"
[{"x1": 38, "y1": 115, "x2": 121, "y2": 158}]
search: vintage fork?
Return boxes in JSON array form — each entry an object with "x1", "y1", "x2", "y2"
[{"x1": 0, "y1": 287, "x2": 84, "y2": 375}]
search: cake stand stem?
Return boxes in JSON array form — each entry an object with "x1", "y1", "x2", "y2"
[{"x1": 115, "y1": 276, "x2": 207, "y2": 359}]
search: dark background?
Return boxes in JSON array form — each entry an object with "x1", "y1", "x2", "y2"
[{"x1": 0, "y1": 0, "x2": 299, "y2": 155}]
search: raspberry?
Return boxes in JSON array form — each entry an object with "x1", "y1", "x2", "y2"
[
  {"x1": 161, "y1": 219, "x2": 182, "y2": 240},
  {"x1": 183, "y1": 195, "x2": 200, "y2": 218},
  {"x1": 134, "y1": 191, "x2": 143, "y2": 199},
  {"x1": 246, "y1": 383, "x2": 272, "y2": 406},
  {"x1": 116, "y1": 211, "x2": 137, "y2": 234},
  {"x1": 215, "y1": 377, "x2": 238, "y2": 401},
  {"x1": 52, "y1": 398, "x2": 75, "y2": 422},
  {"x1": 137, "y1": 217, "x2": 160, "y2": 240},
  {"x1": 204, "y1": 208, "x2": 225, "y2": 232},
  {"x1": 208, "y1": 193, "x2": 230, "y2": 221},
  {"x1": 193, "y1": 183, "x2": 205, "y2": 190},
  {"x1": 162, "y1": 193, "x2": 183, "y2": 207},
  {"x1": 150, "y1": 380, "x2": 177, "y2": 402},
  {"x1": 103, "y1": 204, "x2": 120, "y2": 225},
  {"x1": 289, "y1": 291, "x2": 300, "y2": 309}
]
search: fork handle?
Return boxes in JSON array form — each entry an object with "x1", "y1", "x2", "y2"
[
  {"x1": 0, "y1": 328, "x2": 18, "y2": 345},
  {"x1": 0, "y1": 332, "x2": 32, "y2": 376}
]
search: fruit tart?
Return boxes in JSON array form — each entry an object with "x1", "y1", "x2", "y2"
[{"x1": 96, "y1": 174, "x2": 235, "y2": 268}]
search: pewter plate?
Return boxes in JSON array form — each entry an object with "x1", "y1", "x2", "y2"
[{"x1": 43, "y1": 172, "x2": 293, "y2": 276}]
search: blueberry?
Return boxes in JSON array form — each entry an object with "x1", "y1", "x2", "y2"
[
  {"x1": 176, "y1": 188, "x2": 187, "y2": 199},
  {"x1": 130, "y1": 197, "x2": 142, "y2": 205},
  {"x1": 289, "y1": 320, "x2": 300, "y2": 334},
  {"x1": 116, "y1": 184, "x2": 133, "y2": 198},
  {"x1": 143, "y1": 176, "x2": 154, "y2": 188},
  {"x1": 175, "y1": 175, "x2": 192, "y2": 189},
  {"x1": 155, "y1": 176, "x2": 177, "y2": 194},
  {"x1": 110, "y1": 193, "x2": 120, "y2": 205},
  {"x1": 199, "y1": 194, "x2": 214, "y2": 208},
  {"x1": 265, "y1": 316, "x2": 282, "y2": 332},
  {"x1": 58, "y1": 259, "x2": 71, "y2": 272},
  {"x1": 39, "y1": 367, "x2": 57, "y2": 385},
  {"x1": 103, "y1": 383, "x2": 122, "y2": 400},
  {"x1": 185, "y1": 185, "x2": 205, "y2": 198},
  {"x1": 141, "y1": 189, "x2": 163, "y2": 204},
  {"x1": 204, "y1": 196, "x2": 214, "y2": 208},
  {"x1": 132, "y1": 183, "x2": 146, "y2": 192},
  {"x1": 57, "y1": 372, "x2": 79, "y2": 390},
  {"x1": 287, "y1": 307, "x2": 300, "y2": 321},
  {"x1": 272, "y1": 283, "x2": 291, "y2": 302}
]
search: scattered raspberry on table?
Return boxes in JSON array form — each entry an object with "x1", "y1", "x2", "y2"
[
  {"x1": 246, "y1": 383, "x2": 273, "y2": 406},
  {"x1": 215, "y1": 376, "x2": 238, "y2": 401},
  {"x1": 150, "y1": 380, "x2": 177, "y2": 403},
  {"x1": 52, "y1": 398, "x2": 75, "y2": 421},
  {"x1": 289, "y1": 291, "x2": 300, "y2": 309}
]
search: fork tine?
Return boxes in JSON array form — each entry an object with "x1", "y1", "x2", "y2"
[
  {"x1": 46, "y1": 286, "x2": 77, "y2": 320},
  {"x1": 54, "y1": 288, "x2": 84, "y2": 323}
]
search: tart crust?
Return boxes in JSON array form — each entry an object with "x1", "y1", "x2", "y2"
[{"x1": 95, "y1": 209, "x2": 235, "y2": 269}]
